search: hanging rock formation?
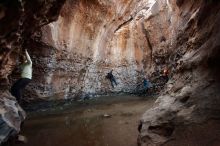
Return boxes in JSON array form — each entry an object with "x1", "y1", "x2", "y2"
[{"x1": 0, "y1": 0, "x2": 65, "y2": 144}]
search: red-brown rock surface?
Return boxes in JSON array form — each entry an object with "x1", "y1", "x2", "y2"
[
  {"x1": 28, "y1": 0, "x2": 184, "y2": 100},
  {"x1": 0, "y1": 0, "x2": 65, "y2": 144},
  {"x1": 137, "y1": 0, "x2": 220, "y2": 145},
  {"x1": 29, "y1": 0, "x2": 220, "y2": 145},
  {"x1": 1, "y1": 0, "x2": 220, "y2": 145}
]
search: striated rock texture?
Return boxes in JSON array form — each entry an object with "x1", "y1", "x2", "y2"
[
  {"x1": 29, "y1": 0, "x2": 220, "y2": 145},
  {"x1": 0, "y1": 91, "x2": 25, "y2": 144},
  {"x1": 137, "y1": 0, "x2": 220, "y2": 146},
  {"x1": 0, "y1": 0, "x2": 65, "y2": 85},
  {"x1": 0, "y1": 0, "x2": 65, "y2": 144},
  {"x1": 25, "y1": 0, "x2": 140, "y2": 100},
  {"x1": 1, "y1": 0, "x2": 220, "y2": 145},
  {"x1": 28, "y1": 0, "x2": 177, "y2": 100}
]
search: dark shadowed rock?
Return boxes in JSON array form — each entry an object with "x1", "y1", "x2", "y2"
[
  {"x1": 0, "y1": 91, "x2": 26, "y2": 144},
  {"x1": 176, "y1": 0, "x2": 184, "y2": 7},
  {"x1": 0, "y1": 0, "x2": 66, "y2": 144}
]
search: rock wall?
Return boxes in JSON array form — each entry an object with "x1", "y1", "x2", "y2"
[
  {"x1": 26, "y1": 0, "x2": 220, "y2": 145},
  {"x1": 0, "y1": 91, "x2": 25, "y2": 144},
  {"x1": 26, "y1": 0, "x2": 138, "y2": 100},
  {"x1": 1, "y1": 0, "x2": 220, "y2": 145},
  {"x1": 138, "y1": 0, "x2": 220, "y2": 145},
  {"x1": 29, "y1": 0, "x2": 183, "y2": 100},
  {"x1": 0, "y1": 0, "x2": 65, "y2": 144}
]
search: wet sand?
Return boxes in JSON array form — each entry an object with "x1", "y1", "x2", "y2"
[{"x1": 11, "y1": 96, "x2": 156, "y2": 146}]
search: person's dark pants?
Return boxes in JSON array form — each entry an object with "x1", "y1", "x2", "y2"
[
  {"x1": 11, "y1": 78, "x2": 31, "y2": 102},
  {"x1": 110, "y1": 77, "x2": 118, "y2": 88}
]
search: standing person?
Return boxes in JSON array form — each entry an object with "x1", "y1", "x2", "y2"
[
  {"x1": 11, "y1": 49, "x2": 32, "y2": 103},
  {"x1": 106, "y1": 69, "x2": 118, "y2": 88},
  {"x1": 143, "y1": 77, "x2": 151, "y2": 92},
  {"x1": 143, "y1": 77, "x2": 148, "y2": 89},
  {"x1": 163, "y1": 68, "x2": 169, "y2": 82}
]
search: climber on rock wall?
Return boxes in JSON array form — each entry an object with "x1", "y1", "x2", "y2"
[
  {"x1": 106, "y1": 69, "x2": 118, "y2": 88},
  {"x1": 162, "y1": 68, "x2": 169, "y2": 82},
  {"x1": 143, "y1": 77, "x2": 152, "y2": 92},
  {"x1": 11, "y1": 49, "x2": 32, "y2": 103}
]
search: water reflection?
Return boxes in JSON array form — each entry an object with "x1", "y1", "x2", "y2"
[{"x1": 11, "y1": 96, "x2": 155, "y2": 146}]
